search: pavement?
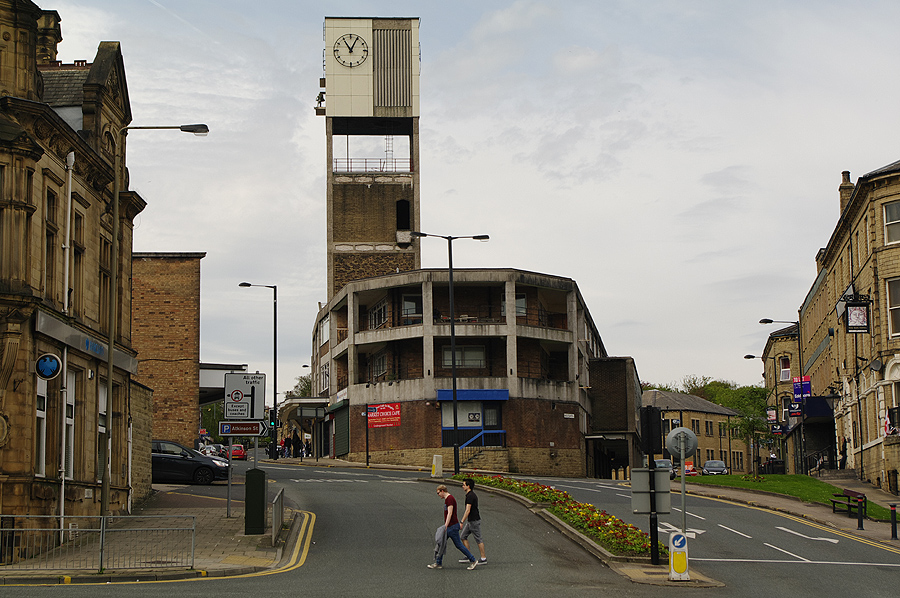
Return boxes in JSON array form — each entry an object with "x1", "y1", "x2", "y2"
[{"x1": 1, "y1": 456, "x2": 897, "y2": 586}]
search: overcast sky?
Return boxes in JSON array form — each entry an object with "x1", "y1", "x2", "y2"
[{"x1": 50, "y1": 0, "x2": 900, "y2": 403}]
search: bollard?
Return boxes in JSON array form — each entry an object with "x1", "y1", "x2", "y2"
[
  {"x1": 857, "y1": 496, "x2": 864, "y2": 531},
  {"x1": 245, "y1": 468, "x2": 267, "y2": 535},
  {"x1": 890, "y1": 504, "x2": 898, "y2": 540}
]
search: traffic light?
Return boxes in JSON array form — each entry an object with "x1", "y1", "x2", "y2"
[
  {"x1": 269, "y1": 407, "x2": 278, "y2": 428},
  {"x1": 640, "y1": 406, "x2": 663, "y2": 454}
]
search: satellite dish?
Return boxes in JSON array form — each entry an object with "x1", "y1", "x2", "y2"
[{"x1": 870, "y1": 359, "x2": 883, "y2": 372}]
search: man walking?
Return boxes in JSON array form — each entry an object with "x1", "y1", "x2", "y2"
[
  {"x1": 428, "y1": 485, "x2": 479, "y2": 570},
  {"x1": 459, "y1": 478, "x2": 487, "y2": 565}
]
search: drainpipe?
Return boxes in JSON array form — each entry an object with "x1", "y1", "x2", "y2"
[{"x1": 59, "y1": 151, "x2": 74, "y2": 539}]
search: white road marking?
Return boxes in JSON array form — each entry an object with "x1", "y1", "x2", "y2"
[
  {"x1": 290, "y1": 478, "x2": 370, "y2": 483},
  {"x1": 691, "y1": 558, "x2": 900, "y2": 567},
  {"x1": 671, "y1": 507, "x2": 706, "y2": 520},
  {"x1": 616, "y1": 493, "x2": 631, "y2": 498},
  {"x1": 718, "y1": 524, "x2": 752, "y2": 538},
  {"x1": 658, "y1": 521, "x2": 705, "y2": 538},
  {"x1": 776, "y1": 526, "x2": 839, "y2": 544},
  {"x1": 764, "y1": 542, "x2": 809, "y2": 561}
]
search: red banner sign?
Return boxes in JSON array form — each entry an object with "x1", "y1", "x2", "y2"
[{"x1": 368, "y1": 403, "x2": 401, "y2": 428}]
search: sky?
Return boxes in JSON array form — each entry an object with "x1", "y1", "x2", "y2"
[{"x1": 48, "y1": 0, "x2": 900, "y2": 403}]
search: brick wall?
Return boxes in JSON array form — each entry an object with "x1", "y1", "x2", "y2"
[
  {"x1": 130, "y1": 381, "x2": 154, "y2": 503},
  {"x1": 131, "y1": 253, "x2": 203, "y2": 447}
]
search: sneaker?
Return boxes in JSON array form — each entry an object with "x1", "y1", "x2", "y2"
[
  {"x1": 467, "y1": 560, "x2": 479, "y2": 570},
  {"x1": 427, "y1": 563, "x2": 442, "y2": 569},
  {"x1": 459, "y1": 558, "x2": 470, "y2": 563},
  {"x1": 478, "y1": 558, "x2": 487, "y2": 565}
]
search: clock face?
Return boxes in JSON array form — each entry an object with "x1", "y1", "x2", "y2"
[{"x1": 333, "y1": 33, "x2": 369, "y2": 67}]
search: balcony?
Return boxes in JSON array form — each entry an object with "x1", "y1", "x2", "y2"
[{"x1": 333, "y1": 157, "x2": 411, "y2": 173}]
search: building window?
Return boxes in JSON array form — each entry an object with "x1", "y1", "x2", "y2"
[
  {"x1": 369, "y1": 298, "x2": 388, "y2": 329},
  {"x1": 401, "y1": 294, "x2": 422, "y2": 325},
  {"x1": 442, "y1": 346, "x2": 485, "y2": 368},
  {"x1": 705, "y1": 420, "x2": 713, "y2": 436},
  {"x1": 706, "y1": 449, "x2": 714, "y2": 462},
  {"x1": 732, "y1": 451, "x2": 744, "y2": 471},
  {"x1": 501, "y1": 293, "x2": 527, "y2": 317},
  {"x1": 99, "y1": 237, "x2": 111, "y2": 334},
  {"x1": 779, "y1": 357, "x2": 791, "y2": 381},
  {"x1": 371, "y1": 352, "x2": 387, "y2": 379},
  {"x1": 319, "y1": 363, "x2": 330, "y2": 394},
  {"x1": 719, "y1": 450, "x2": 727, "y2": 462},
  {"x1": 35, "y1": 378, "x2": 48, "y2": 476},
  {"x1": 889, "y1": 279, "x2": 900, "y2": 336},
  {"x1": 886, "y1": 201, "x2": 900, "y2": 244},
  {"x1": 718, "y1": 421, "x2": 728, "y2": 437},
  {"x1": 72, "y1": 211, "x2": 84, "y2": 314},
  {"x1": 66, "y1": 369, "x2": 76, "y2": 479},
  {"x1": 691, "y1": 418, "x2": 700, "y2": 434}
]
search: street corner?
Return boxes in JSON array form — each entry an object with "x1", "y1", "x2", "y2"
[{"x1": 609, "y1": 562, "x2": 725, "y2": 588}]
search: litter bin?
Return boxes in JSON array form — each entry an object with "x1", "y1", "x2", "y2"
[{"x1": 771, "y1": 459, "x2": 785, "y2": 474}]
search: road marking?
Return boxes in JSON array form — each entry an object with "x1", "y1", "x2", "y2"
[
  {"x1": 718, "y1": 524, "x2": 752, "y2": 538},
  {"x1": 776, "y1": 526, "x2": 839, "y2": 544},
  {"x1": 658, "y1": 521, "x2": 705, "y2": 538},
  {"x1": 691, "y1": 558, "x2": 900, "y2": 567},
  {"x1": 616, "y1": 493, "x2": 631, "y2": 498},
  {"x1": 764, "y1": 542, "x2": 809, "y2": 561},
  {"x1": 290, "y1": 478, "x2": 370, "y2": 483},
  {"x1": 671, "y1": 507, "x2": 706, "y2": 520}
]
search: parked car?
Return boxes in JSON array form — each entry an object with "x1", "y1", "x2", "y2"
[
  {"x1": 152, "y1": 440, "x2": 229, "y2": 484},
  {"x1": 655, "y1": 458, "x2": 676, "y2": 480},
  {"x1": 231, "y1": 444, "x2": 246, "y2": 460},
  {"x1": 701, "y1": 460, "x2": 729, "y2": 475}
]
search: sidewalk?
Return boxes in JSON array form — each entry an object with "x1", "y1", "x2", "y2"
[{"x1": 0, "y1": 480, "x2": 295, "y2": 585}]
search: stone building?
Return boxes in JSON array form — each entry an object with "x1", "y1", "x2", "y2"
[
  {"x1": 781, "y1": 163, "x2": 900, "y2": 493},
  {"x1": 131, "y1": 252, "x2": 205, "y2": 448},
  {"x1": 0, "y1": 1, "x2": 149, "y2": 519},
  {"x1": 642, "y1": 390, "x2": 750, "y2": 474}
]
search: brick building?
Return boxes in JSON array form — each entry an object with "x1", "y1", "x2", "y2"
[
  {"x1": 0, "y1": 1, "x2": 150, "y2": 520},
  {"x1": 306, "y1": 17, "x2": 641, "y2": 477},
  {"x1": 132, "y1": 252, "x2": 205, "y2": 447}
]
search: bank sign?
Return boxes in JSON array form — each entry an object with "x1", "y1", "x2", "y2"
[{"x1": 368, "y1": 403, "x2": 401, "y2": 429}]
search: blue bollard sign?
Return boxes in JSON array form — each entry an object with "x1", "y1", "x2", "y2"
[{"x1": 669, "y1": 532, "x2": 690, "y2": 581}]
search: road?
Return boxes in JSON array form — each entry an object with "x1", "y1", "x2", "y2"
[
  {"x1": 9, "y1": 463, "x2": 900, "y2": 597},
  {"x1": 527, "y1": 475, "x2": 900, "y2": 597}
]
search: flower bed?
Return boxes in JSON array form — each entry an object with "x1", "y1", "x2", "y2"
[{"x1": 454, "y1": 474, "x2": 665, "y2": 557}]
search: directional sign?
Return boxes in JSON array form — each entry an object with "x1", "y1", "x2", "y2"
[
  {"x1": 224, "y1": 373, "x2": 266, "y2": 419},
  {"x1": 669, "y1": 532, "x2": 690, "y2": 581},
  {"x1": 219, "y1": 420, "x2": 269, "y2": 437},
  {"x1": 35, "y1": 354, "x2": 62, "y2": 380}
]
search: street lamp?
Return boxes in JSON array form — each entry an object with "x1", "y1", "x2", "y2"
[
  {"x1": 759, "y1": 317, "x2": 806, "y2": 473},
  {"x1": 102, "y1": 123, "x2": 209, "y2": 515},
  {"x1": 239, "y1": 282, "x2": 278, "y2": 459},
  {"x1": 411, "y1": 231, "x2": 489, "y2": 475}
]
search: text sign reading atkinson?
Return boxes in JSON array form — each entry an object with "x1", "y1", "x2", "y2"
[
  {"x1": 224, "y1": 373, "x2": 266, "y2": 420},
  {"x1": 219, "y1": 420, "x2": 269, "y2": 437}
]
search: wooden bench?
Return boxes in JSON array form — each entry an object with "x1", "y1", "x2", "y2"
[{"x1": 830, "y1": 489, "x2": 867, "y2": 518}]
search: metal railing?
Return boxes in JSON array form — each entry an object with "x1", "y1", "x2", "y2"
[
  {"x1": 459, "y1": 430, "x2": 507, "y2": 466},
  {"x1": 0, "y1": 515, "x2": 195, "y2": 571},
  {"x1": 272, "y1": 488, "x2": 284, "y2": 547},
  {"x1": 333, "y1": 157, "x2": 411, "y2": 173}
]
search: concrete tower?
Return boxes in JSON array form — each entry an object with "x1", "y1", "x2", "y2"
[{"x1": 318, "y1": 17, "x2": 421, "y2": 299}]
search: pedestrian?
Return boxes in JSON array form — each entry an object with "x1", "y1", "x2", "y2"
[
  {"x1": 428, "y1": 485, "x2": 479, "y2": 570},
  {"x1": 292, "y1": 431, "x2": 301, "y2": 457},
  {"x1": 459, "y1": 478, "x2": 487, "y2": 565},
  {"x1": 839, "y1": 437, "x2": 848, "y2": 470},
  {"x1": 305, "y1": 439, "x2": 312, "y2": 458}
]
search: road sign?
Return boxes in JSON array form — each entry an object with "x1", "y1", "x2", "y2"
[
  {"x1": 219, "y1": 420, "x2": 269, "y2": 437},
  {"x1": 224, "y1": 373, "x2": 266, "y2": 419},
  {"x1": 668, "y1": 532, "x2": 690, "y2": 581},
  {"x1": 35, "y1": 354, "x2": 62, "y2": 380},
  {"x1": 665, "y1": 427, "x2": 698, "y2": 458}
]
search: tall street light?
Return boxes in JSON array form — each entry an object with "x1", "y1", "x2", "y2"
[
  {"x1": 239, "y1": 282, "x2": 278, "y2": 459},
  {"x1": 102, "y1": 123, "x2": 209, "y2": 515},
  {"x1": 759, "y1": 317, "x2": 805, "y2": 473},
  {"x1": 411, "y1": 231, "x2": 489, "y2": 475}
]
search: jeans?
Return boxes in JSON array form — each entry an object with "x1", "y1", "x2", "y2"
[{"x1": 437, "y1": 523, "x2": 475, "y2": 565}]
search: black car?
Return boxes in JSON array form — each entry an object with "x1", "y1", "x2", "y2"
[
  {"x1": 701, "y1": 460, "x2": 729, "y2": 475},
  {"x1": 655, "y1": 458, "x2": 676, "y2": 479},
  {"x1": 152, "y1": 440, "x2": 229, "y2": 484}
]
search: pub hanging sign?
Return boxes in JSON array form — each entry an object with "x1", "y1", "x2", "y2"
[{"x1": 843, "y1": 294, "x2": 871, "y2": 334}]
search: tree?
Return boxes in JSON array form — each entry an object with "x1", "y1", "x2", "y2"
[{"x1": 284, "y1": 372, "x2": 313, "y2": 398}]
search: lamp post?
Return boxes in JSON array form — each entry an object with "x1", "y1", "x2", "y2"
[
  {"x1": 102, "y1": 123, "x2": 209, "y2": 515},
  {"x1": 411, "y1": 231, "x2": 489, "y2": 475},
  {"x1": 239, "y1": 282, "x2": 278, "y2": 459},
  {"x1": 759, "y1": 317, "x2": 805, "y2": 473}
]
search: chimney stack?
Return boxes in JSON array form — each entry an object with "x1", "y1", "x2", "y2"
[{"x1": 839, "y1": 170, "x2": 854, "y2": 214}]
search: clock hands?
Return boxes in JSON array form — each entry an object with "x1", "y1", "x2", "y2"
[{"x1": 347, "y1": 35, "x2": 358, "y2": 52}]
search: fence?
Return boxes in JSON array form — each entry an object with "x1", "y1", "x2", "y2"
[{"x1": 0, "y1": 515, "x2": 195, "y2": 571}]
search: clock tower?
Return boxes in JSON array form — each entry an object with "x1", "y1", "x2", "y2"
[{"x1": 318, "y1": 17, "x2": 421, "y2": 298}]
